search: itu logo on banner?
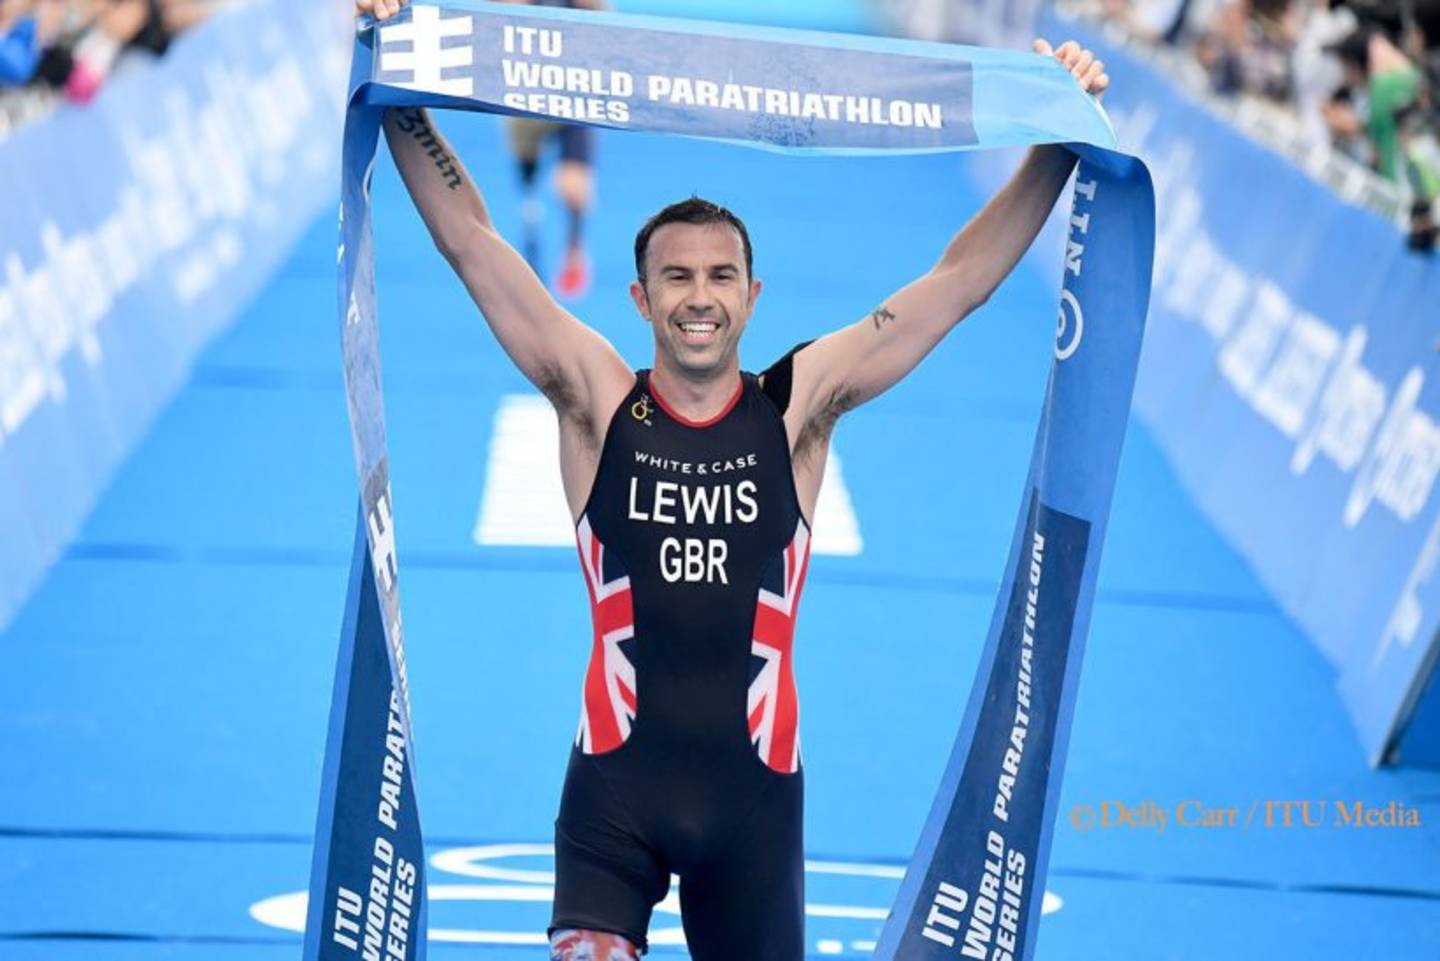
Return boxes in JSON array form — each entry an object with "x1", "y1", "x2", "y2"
[
  {"x1": 1055, "y1": 289, "x2": 1083, "y2": 361},
  {"x1": 377, "y1": 5, "x2": 476, "y2": 98},
  {"x1": 1056, "y1": 177, "x2": 1098, "y2": 361}
]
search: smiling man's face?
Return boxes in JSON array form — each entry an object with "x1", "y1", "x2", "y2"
[{"x1": 631, "y1": 221, "x2": 762, "y2": 379}]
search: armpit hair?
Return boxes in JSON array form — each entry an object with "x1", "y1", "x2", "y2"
[
  {"x1": 536, "y1": 363, "x2": 598, "y2": 447},
  {"x1": 793, "y1": 383, "x2": 857, "y2": 468}
]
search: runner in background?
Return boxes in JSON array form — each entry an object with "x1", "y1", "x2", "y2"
[{"x1": 499, "y1": 0, "x2": 606, "y2": 299}]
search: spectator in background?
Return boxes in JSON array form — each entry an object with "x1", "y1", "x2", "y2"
[
  {"x1": 1408, "y1": 1, "x2": 1440, "y2": 121},
  {"x1": 0, "y1": 0, "x2": 227, "y2": 141},
  {"x1": 1328, "y1": 25, "x2": 1419, "y2": 178},
  {"x1": 5, "y1": 0, "x2": 226, "y2": 103},
  {"x1": 1197, "y1": 0, "x2": 1301, "y2": 101},
  {"x1": 1293, "y1": 0, "x2": 1358, "y2": 151},
  {"x1": 1328, "y1": 24, "x2": 1440, "y2": 247},
  {"x1": 1339, "y1": 0, "x2": 1404, "y2": 37},
  {"x1": 125, "y1": 0, "x2": 227, "y2": 57},
  {"x1": 497, "y1": 0, "x2": 607, "y2": 300},
  {"x1": 1091, "y1": 0, "x2": 1440, "y2": 248},
  {"x1": 1320, "y1": 83, "x2": 1373, "y2": 161},
  {"x1": 0, "y1": 0, "x2": 63, "y2": 86},
  {"x1": 1410, "y1": 0, "x2": 1440, "y2": 41},
  {"x1": 65, "y1": 0, "x2": 154, "y2": 101}
]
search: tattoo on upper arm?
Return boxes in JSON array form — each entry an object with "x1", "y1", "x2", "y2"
[
  {"x1": 871, "y1": 305, "x2": 897, "y2": 331},
  {"x1": 394, "y1": 108, "x2": 464, "y2": 191}
]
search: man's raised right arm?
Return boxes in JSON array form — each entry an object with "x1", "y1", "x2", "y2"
[{"x1": 382, "y1": 106, "x2": 629, "y2": 415}]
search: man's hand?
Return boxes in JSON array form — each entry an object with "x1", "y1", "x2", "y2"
[
  {"x1": 356, "y1": 0, "x2": 409, "y2": 22},
  {"x1": 1033, "y1": 38, "x2": 1109, "y2": 99}
]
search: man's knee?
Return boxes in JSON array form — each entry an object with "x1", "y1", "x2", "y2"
[{"x1": 549, "y1": 928, "x2": 641, "y2": 961}]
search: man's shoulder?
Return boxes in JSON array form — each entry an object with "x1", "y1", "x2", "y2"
[{"x1": 755, "y1": 341, "x2": 817, "y2": 416}]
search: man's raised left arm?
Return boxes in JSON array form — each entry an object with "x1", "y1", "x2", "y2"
[{"x1": 786, "y1": 40, "x2": 1109, "y2": 423}]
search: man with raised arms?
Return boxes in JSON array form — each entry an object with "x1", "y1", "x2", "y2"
[{"x1": 358, "y1": 2, "x2": 1107, "y2": 957}]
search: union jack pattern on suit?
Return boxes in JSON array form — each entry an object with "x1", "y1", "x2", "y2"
[
  {"x1": 574, "y1": 515, "x2": 636, "y2": 754},
  {"x1": 749, "y1": 518, "x2": 812, "y2": 773}
]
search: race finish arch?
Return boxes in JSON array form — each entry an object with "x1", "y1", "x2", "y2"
[{"x1": 305, "y1": 3, "x2": 1155, "y2": 959}]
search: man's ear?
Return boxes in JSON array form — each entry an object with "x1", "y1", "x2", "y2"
[
  {"x1": 629, "y1": 279, "x2": 651, "y2": 321},
  {"x1": 748, "y1": 278, "x2": 763, "y2": 309}
]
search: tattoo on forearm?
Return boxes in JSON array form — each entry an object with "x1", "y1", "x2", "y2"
[
  {"x1": 871, "y1": 305, "x2": 897, "y2": 331},
  {"x1": 394, "y1": 108, "x2": 464, "y2": 190}
]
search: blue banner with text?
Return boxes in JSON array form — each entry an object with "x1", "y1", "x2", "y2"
[
  {"x1": 1039, "y1": 10, "x2": 1440, "y2": 766},
  {"x1": 0, "y1": 0, "x2": 347, "y2": 631}
]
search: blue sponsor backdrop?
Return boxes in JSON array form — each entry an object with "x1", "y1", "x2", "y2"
[
  {"x1": 1034, "y1": 9, "x2": 1440, "y2": 765},
  {"x1": 0, "y1": 0, "x2": 347, "y2": 631}
]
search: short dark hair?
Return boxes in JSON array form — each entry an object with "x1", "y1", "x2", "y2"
[{"x1": 634, "y1": 197, "x2": 753, "y2": 285}]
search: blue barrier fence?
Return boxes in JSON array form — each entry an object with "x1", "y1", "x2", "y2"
[
  {"x1": 1029, "y1": 10, "x2": 1440, "y2": 766},
  {"x1": 0, "y1": 0, "x2": 348, "y2": 630}
]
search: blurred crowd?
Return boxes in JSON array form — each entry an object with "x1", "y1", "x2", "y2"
[
  {"x1": 0, "y1": 0, "x2": 228, "y2": 137},
  {"x1": 1095, "y1": 0, "x2": 1440, "y2": 247}
]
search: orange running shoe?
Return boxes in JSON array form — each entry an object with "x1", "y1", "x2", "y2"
[{"x1": 555, "y1": 247, "x2": 592, "y2": 301}]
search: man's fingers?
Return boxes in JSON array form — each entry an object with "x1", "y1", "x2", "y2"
[
  {"x1": 1024, "y1": 38, "x2": 1110, "y2": 98},
  {"x1": 367, "y1": 0, "x2": 406, "y2": 21},
  {"x1": 1041, "y1": 39, "x2": 1084, "y2": 73}
]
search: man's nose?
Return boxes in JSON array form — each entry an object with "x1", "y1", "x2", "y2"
[{"x1": 684, "y1": 282, "x2": 718, "y2": 311}]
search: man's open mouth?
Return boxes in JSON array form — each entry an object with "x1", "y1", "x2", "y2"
[{"x1": 677, "y1": 321, "x2": 721, "y2": 341}]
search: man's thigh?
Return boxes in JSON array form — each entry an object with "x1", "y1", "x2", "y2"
[{"x1": 678, "y1": 774, "x2": 805, "y2": 961}]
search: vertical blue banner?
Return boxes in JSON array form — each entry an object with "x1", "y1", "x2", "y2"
[
  {"x1": 313, "y1": 3, "x2": 1153, "y2": 957},
  {"x1": 873, "y1": 150, "x2": 1153, "y2": 960},
  {"x1": 304, "y1": 24, "x2": 429, "y2": 961},
  {"x1": 304, "y1": 506, "x2": 429, "y2": 961}
]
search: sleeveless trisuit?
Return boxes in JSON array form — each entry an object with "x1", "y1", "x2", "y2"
[{"x1": 549, "y1": 347, "x2": 813, "y2": 959}]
